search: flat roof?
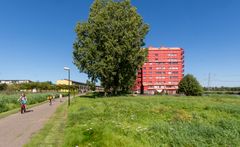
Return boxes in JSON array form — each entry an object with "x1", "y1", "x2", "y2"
[
  {"x1": 59, "y1": 79, "x2": 87, "y2": 85},
  {"x1": 148, "y1": 47, "x2": 183, "y2": 50}
]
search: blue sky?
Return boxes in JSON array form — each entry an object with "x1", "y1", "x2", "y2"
[{"x1": 0, "y1": 0, "x2": 240, "y2": 87}]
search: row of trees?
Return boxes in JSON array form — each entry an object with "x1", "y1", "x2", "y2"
[
  {"x1": 0, "y1": 82, "x2": 80, "y2": 92},
  {"x1": 203, "y1": 86, "x2": 240, "y2": 91}
]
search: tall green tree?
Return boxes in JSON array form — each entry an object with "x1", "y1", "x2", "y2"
[
  {"x1": 177, "y1": 74, "x2": 203, "y2": 96},
  {"x1": 73, "y1": 0, "x2": 149, "y2": 95}
]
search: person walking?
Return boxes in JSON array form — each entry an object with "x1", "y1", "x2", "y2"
[
  {"x1": 48, "y1": 95, "x2": 53, "y2": 105},
  {"x1": 18, "y1": 93, "x2": 27, "y2": 114},
  {"x1": 59, "y1": 93, "x2": 62, "y2": 102}
]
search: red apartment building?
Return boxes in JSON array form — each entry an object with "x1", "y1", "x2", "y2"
[{"x1": 134, "y1": 47, "x2": 184, "y2": 94}]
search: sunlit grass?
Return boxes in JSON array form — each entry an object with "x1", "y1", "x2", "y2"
[{"x1": 63, "y1": 94, "x2": 240, "y2": 146}]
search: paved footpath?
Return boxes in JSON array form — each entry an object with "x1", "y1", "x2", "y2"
[{"x1": 0, "y1": 97, "x2": 67, "y2": 147}]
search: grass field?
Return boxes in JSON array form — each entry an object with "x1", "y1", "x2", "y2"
[{"x1": 26, "y1": 94, "x2": 240, "y2": 146}]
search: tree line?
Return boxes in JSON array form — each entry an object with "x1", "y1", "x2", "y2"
[
  {"x1": 0, "y1": 82, "x2": 80, "y2": 92},
  {"x1": 203, "y1": 86, "x2": 240, "y2": 91}
]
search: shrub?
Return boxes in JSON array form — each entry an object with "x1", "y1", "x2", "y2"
[{"x1": 177, "y1": 74, "x2": 203, "y2": 96}]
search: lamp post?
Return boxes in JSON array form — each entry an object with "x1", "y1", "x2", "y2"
[{"x1": 64, "y1": 67, "x2": 70, "y2": 106}]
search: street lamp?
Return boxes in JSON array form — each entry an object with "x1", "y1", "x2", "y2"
[{"x1": 64, "y1": 66, "x2": 70, "y2": 106}]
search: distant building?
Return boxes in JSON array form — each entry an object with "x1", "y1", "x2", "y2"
[
  {"x1": 134, "y1": 47, "x2": 184, "y2": 94},
  {"x1": 56, "y1": 79, "x2": 86, "y2": 86},
  {"x1": 56, "y1": 79, "x2": 103, "y2": 93},
  {"x1": 56, "y1": 79, "x2": 89, "y2": 93},
  {"x1": 0, "y1": 80, "x2": 32, "y2": 85}
]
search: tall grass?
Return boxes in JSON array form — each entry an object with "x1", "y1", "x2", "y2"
[
  {"x1": 63, "y1": 95, "x2": 240, "y2": 146},
  {"x1": 0, "y1": 92, "x2": 63, "y2": 113}
]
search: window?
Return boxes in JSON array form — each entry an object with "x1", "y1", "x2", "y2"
[
  {"x1": 156, "y1": 72, "x2": 166, "y2": 74},
  {"x1": 149, "y1": 67, "x2": 152, "y2": 70},
  {"x1": 169, "y1": 67, "x2": 178, "y2": 70},
  {"x1": 168, "y1": 58, "x2": 177, "y2": 62},
  {"x1": 170, "y1": 76, "x2": 178, "y2": 79},
  {"x1": 155, "y1": 53, "x2": 158, "y2": 56},
  {"x1": 168, "y1": 53, "x2": 177, "y2": 56},
  {"x1": 156, "y1": 76, "x2": 165, "y2": 79}
]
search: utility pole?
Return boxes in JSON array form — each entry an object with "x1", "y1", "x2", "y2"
[
  {"x1": 64, "y1": 67, "x2": 71, "y2": 106},
  {"x1": 208, "y1": 73, "x2": 211, "y2": 91}
]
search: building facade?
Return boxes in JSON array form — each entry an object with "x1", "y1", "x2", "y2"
[
  {"x1": 56, "y1": 79, "x2": 89, "y2": 93},
  {"x1": 56, "y1": 79, "x2": 103, "y2": 93},
  {"x1": 134, "y1": 47, "x2": 184, "y2": 94}
]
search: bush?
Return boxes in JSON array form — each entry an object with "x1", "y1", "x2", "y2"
[
  {"x1": 177, "y1": 74, "x2": 203, "y2": 96},
  {"x1": 0, "y1": 84, "x2": 8, "y2": 91}
]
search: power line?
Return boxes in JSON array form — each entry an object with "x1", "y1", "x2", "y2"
[
  {"x1": 215, "y1": 74, "x2": 240, "y2": 77},
  {"x1": 207, "y1": 73, "x2": 211, "y2": 90},
  {"x1": 214, "y1": 79, "x2": 240, "y2": 83}
]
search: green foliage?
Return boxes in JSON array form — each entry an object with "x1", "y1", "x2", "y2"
[
  {"x1": 73, "y1": 0, "x2": 149, "y2": 95},
  {"x1": 204, "y1": 86, "x2": 240, "y2": 92},
  {"x1": 2, "y1": 82, "x2": 54, "y2": 92},
  {"x1": 0, "y1": 84, "x2": 7, "y2": 91},
  {"x1": 0, "y1": 82, "x2": 79, "y2": 92},
  {"x1": 63, "y1": 95, "x2": 240, "y2": 146},
  {"x1": 177, "y1": 74, "x2": 203, "y2": 96},
  {"x1": 86, "y1": 80, "x2": 96, "y2": 91}
]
